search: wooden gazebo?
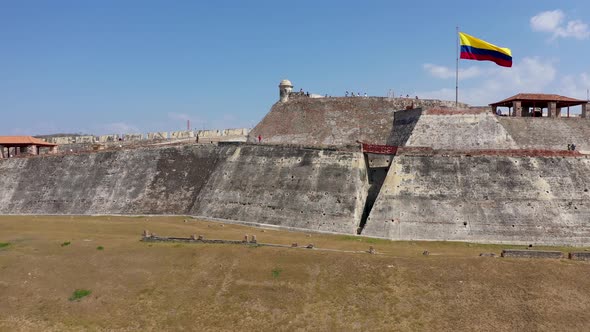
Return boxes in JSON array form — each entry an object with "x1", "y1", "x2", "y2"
[
  {"x1": 490, "y1": 93, "x2": 589, "y2": 118},
  {"x1": 0, "y1": 136, "x2": 58, "y2": 158}
]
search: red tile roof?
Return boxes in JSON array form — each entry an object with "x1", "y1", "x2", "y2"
[
  {"x1": 0, "y1": 136, "x2": 57, "y2": 146},
  {"x1": 490, "y1": 93, "x2": 588, "y2": 107}
]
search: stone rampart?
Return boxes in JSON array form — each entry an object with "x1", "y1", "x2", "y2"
[
  {"x1": 363, "y1": 154, "x2": 590, "y2": 246},
  {"x1": 497, "y1": 117, "x2": 590, "y2": 152},
  {"x1": 248, "y1": 97, "x2": 469, "y2": 146},
  {"x1": 0, "y1": 143, "x2": 367, "y2": 234},
  {"x1": 192, "y1": 144, "x2": 367, "y2": 233},
  {"x1": 393, "y1": 109, "x2": 518, "y2": 150}
]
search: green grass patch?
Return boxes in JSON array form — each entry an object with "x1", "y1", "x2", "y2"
[
  {"x1": 271, "y1": 267, "x2": 282, "y2": 278},
  {"x1": 69, "y1": 289, "x2": 91, "y2": 301},
  {"x1": 96, "y1": 246, "x2": 104, "y2": 250},
  {"x1": 61, "y1": 241, "x2": 71, "y2": 247},
  {"x1": 0, "y1": 242, "x2": 10, "y2": 249}
]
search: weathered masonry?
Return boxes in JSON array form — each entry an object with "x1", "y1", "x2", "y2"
[{"x1": 0, "y1": 143, "x2": 368, "y2": 234}]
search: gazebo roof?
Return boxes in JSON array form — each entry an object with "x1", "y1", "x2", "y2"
[
  {"x1": 490, "y1": 93, "x2": 588, "y2": 108},
  {"x1": 0, "y1": 136, "x2": 57, "y2": 147}
]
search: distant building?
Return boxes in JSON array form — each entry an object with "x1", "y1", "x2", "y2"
[{"x1": 0, "y1": 136, "x2": 58, "y2": 158}]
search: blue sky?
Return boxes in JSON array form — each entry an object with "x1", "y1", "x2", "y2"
[{"x1": 1, "y1": 0, "x2": 589, "y2": 135}]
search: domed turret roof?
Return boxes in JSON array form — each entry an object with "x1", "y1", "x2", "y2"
[{"x1": 279, "y1": 79, "x2": 293, "y2": 87}]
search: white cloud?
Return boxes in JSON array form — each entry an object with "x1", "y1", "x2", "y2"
[
  {"x1": 530, "y1": 10, "x2": 564, "y2": 32},
  {"x1": 531, "y1": 10, "x2": 590, "y2": 40},
  {"x1": 416, "y1": 57, "x2": 557, "y2": 106},
  {"x1": 555, "y1": 20, "x2": 590, "y2": 39},
  {"x1": 423, "y1": 63, "x2": 482, "y2": 80},
  {"x1": 559, "y1": 73, "x2": 590, "y2": 100}
]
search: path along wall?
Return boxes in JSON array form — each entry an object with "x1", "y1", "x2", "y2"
[
  {"x1": 363, "y1": 153, "x2": 590, "y2": 246},
  {"x1": 0, "y1": 143, "x2": 367, "y2": 234}
]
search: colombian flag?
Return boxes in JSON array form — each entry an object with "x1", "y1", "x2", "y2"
[{"x1": 459, "y1": 32, "x2": 512, "y2": 67}]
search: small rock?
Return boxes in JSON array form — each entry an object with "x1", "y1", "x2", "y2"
[
  {"x1": 422, "y1": 250, "x2": 429, "y2": 256},
  {"x1": 368, "y1": 246, "x2": 376, "y2": 254},
  {"x1": 306, "y1": 234, "x2": 312, "y2": 238},
  {"x1": 479, "y1": 252, "x2": 496, "y2": 257},
  {"x1": 306, "y1": 243, "x2": 314, "y2": 249},
  {"x1": 183, "y1": 219, "x2": 188, "y2": 223},
  {"x1": 291, "y1": 243, "x2": 298, "y2": 247}
]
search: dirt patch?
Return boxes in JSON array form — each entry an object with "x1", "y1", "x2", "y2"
[{"x1": 1, "y1": 215, "x2": 590, "y2": 331}]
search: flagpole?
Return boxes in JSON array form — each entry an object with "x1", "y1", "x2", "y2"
[{"x1": 455, "y1": 26, "x2": 459, "y2": 108}]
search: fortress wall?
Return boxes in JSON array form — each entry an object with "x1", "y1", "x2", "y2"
[
  {"x1": 124, "y1": 133, "x2": 143, "y2": 141},
  {"x1": 0, "y1": 145, "x2": 222, "y2": 215},
  {"x1": 363, "y1": 154, "x2": 590, "y2": 245},
  {"x1": 248, "y1": 97, "x2": 468, "y2": 146},
  {"x1": 192, "y1": 145, "x2": 368, "y2": 233},
  {"x1": 170, "y1": 131, "x2": 195, "y2": 139},
  {"x1": 398, "y1": 110, "x2": 519, "y2": 149},
  {"x1": 0, "y1": 144, "x2": 367, "y2": 234},
  {"x1": 497, "y1": 117, "x2": 590, "y2": 152},
  {"x1": 197, "y1": 128, "x2": 250, "y2": 142},
  {"x1": 147, "y1": 132, "x2": 168, "y2": 140}
]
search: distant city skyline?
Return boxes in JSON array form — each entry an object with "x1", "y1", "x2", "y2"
[{"x1": 1, "y1": 1, "x2": 589, "y2": 135}]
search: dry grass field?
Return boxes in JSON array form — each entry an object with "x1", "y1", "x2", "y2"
[{"x1": 1, "y1": 215, "x2": 590, "y2": 331}]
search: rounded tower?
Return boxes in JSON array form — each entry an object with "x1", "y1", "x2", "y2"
[{"x1": 279, "y1": 79, "x2": 293, "y2": 102}]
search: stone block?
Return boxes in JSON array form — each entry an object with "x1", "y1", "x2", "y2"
[
  {"x1": 501, "y1": 249, "x2": 563, "y2": 259},
  {"x1": 568, "y1": 252, "x2": 590, "y2": 261}
]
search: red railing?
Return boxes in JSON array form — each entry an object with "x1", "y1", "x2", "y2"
[{"x1": 360, "y1": 142, "x2": 399, "y2": 155}]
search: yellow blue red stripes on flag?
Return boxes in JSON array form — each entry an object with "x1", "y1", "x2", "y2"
[{"x1": 459, "y1": 32, "x2": 512, "y2": 67}]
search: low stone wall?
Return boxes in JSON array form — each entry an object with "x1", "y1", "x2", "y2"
[
  {"x1": 501, "y1": 250, "x2": 564, "y2": 259},
  {"x1": 568, "y1": 252, "x2": 590, "y2": 261},
  {"x1": 36, "y1": 128, "x2": 250, "y2": 153}
]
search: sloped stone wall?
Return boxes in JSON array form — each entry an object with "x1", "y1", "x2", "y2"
[
  {"x1": 363, "y1": 154, "x2": 590, "y2": 246},
  {"x1": 0, "y1": 144, "x2": 368, "y2": 234}
]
